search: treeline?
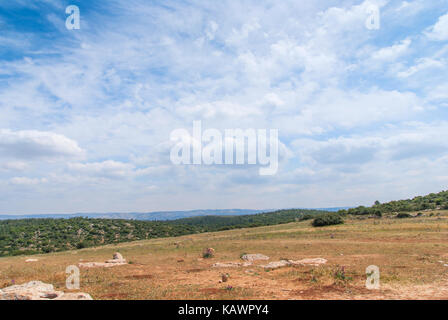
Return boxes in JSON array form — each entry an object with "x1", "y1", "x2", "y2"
[
  {"x1": 338, "y1": 190, "x2": 448, "y2": 216},
  {"x1": 0, "y1": 217, "x2": 200, "y2": 257},
  {"x1": 0, "y1": 209, "x2": 325, "y2": 257},
  {"x1": 168, "y1": 209, "x2": 325, "y2": 231}
]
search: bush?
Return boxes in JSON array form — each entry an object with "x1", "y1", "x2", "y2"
[
  {"x1": 312, "y1": 214, "x2": 344, "y2": 227},
  {"x1": 396, "y1": 213, "x2": 412, "y2": 219}
]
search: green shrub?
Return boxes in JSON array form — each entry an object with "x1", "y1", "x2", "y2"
[
  {"x1": 312, "y1": 214, "x2": 344, "y2": 227},
  {"x1": 396, "y1": 213, "x2": 412, "y2": 219}
]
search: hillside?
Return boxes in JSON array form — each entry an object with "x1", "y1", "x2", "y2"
[
  {"x1": 1, "y1": 209, "x2": 447, "y2": 300},
  {"x1": 0, "y1": 209, "x2": 325, "y2": 257},
  {"x1": 338, "y1": 190, "x2": 448, "y2": 216},
  {"x1": 2, "y1": 190, "x2": 448, "y2": 258}
]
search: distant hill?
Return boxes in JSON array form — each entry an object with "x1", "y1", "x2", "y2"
[
  {"x1": 0, "y1": 209, "x2": 267, "y2": 221},
  {"x1": 0, "y1": 207, "x2": 349, "y2": 221}
]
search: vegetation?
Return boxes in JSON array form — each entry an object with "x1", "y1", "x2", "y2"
[
  {"x1": 169, "y1": 209, "x2": 324, "y2": 231},
  {"x1": 396, "y1": 213, "x2": 412, "y2": 219},
  {"x1": 0, "y1": 209, "x2": 325, "y2": 257},
  {"x1": 337, "y1": 190, "x2": 448, "y2": 216},
  {"x1": 2, "y1": 190, "x2": 448, "y2": 257},
  {"x1": 312, "y1": 213, "x2": 344, "y2": 227}
]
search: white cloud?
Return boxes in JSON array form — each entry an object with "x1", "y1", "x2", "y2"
[
  {"x1": 371, "y1": 39, "x2": 411, "y2": 61},
  {"x1": 9, "y1": 177, "x2": 48, "y2": 185},
  {"x1": 68, "y1": 160, "x2": 135, "y2": 179},
  {"x1": 397, "y1": 57, "x2": 444, "y2": 78},
  {"x1": 205, "y1": 20, "x2": 219, "y2": 40},
  {"x1": 426, "y1": 12, "x2": 448, "y2": 41},
  {"x1": 0, "y1": 129, "x2": 84, "y2": 160},
  {"x1": 0, "y1": 161, "x2": 28, "y2": 171}
]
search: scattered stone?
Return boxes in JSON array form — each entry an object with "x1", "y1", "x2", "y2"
[
  {"x1": 212, "y1": 262, "x2": 252, "y2": 268},
  {"x1": 259, "y1": 260, "x2": 291, "y2": 269},
  {"x1": 25, "y1": 259, "x2": 38, "y2": 263},
  {"x1": 79, "y1": 253, "x2": 127, "y2": 268},
  {"x1": 221, "y1": 274, "x2": 229, "y2": 282},
  {"x1": 113, "y1": 252, "x2": 123, "y2": 260},
  {"x1": 241, "y1": 254, "x2": 270, "y2": 262},
  {"x1": 203, "y1": 248, "x2": 215, "y2": 258},
  {"x1": 177, "y1": 259, "x2": 185, "y2": 263},
  {"x1": 289, "y1": 258, "x2": 327, "y2": 266},
  {"x1": 0, "y1": 281, "x2": 92, "y2": 300}
]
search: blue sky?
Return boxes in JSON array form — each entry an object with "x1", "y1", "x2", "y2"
[{"x1": 1, "y1": 0, "x2": 448, "y2": 214}]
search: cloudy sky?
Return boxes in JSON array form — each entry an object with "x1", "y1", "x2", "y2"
[{"x1": 0, "y1": 0, "x2": 448, "y2": 215}]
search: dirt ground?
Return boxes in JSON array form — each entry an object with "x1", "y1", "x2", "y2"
[{"x1": 1, "y1": 211, "x2": 448, "y2": 300}]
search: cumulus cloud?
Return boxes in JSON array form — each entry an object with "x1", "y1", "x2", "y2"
[
  {"x1": 9, "y1": 177, "x2": 48, "y2": 185},
  {"x1": 0, "y1": 129, "x2": 84, "y2": 160},
  {"x1": 0, "y1": 161, "x2": 28, "y2": 171},
  {"x1": 68, "y1": 160, "x2": 135, "y2": 180},
  {"x1": 426, "y1": 12, "x2": 448, "y2": 41},
  {"x1": 371, "y1": 39, "x2": 411, "y2": 61}
]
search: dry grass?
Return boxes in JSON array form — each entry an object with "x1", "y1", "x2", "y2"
[{"x1": 1, "y1": 211, "x2": 448, "y2": 300}]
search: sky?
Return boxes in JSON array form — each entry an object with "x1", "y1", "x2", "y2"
[{"x1": 0, "y1": 0, "x2": 448, "y2": 215}]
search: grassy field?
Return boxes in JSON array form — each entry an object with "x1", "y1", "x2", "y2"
[{"x1": 1, "y1": 211, "x2": 448, "y2": 300}]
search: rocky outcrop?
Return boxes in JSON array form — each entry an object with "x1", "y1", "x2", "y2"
[
  {"x1": 241, "y1": 254, "x2": 270, "y2": 262},
  {"x1": 0, "y1": 281, "x2": 92, "y2": 300},
  {"x1": 79, "y1": 252, "x2": 127, "y2": 268}
]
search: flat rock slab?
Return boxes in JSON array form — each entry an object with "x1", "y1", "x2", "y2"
[
  {"x1": 79, "y1": 261, "x2": 127, "y2": 268},
  {"x1": 54, "y1": 292, "x2": 93, "y2": 300},
  {"x1": 241, "y1": 254, "x2": 270, "y2": 262},
  {"x1": 0, "y1": 281, "x2": 92, "y2": 300},
  {"x1": 260, "y1": 258, "x2": 328, "y2": 269},
  {"x1": 25, "y1": 259, "x2": 38, "y2": 262},
  {"x1": 259, "y1": 260, "x2": 291, "y2": 269},
  {"x1": 289, "y1": 258, "x2": 328, "y2": 266},
  {"x1": 105, "y1": 259, "x2": 127, "y2": 264},
  {"x1": 212, "y1": 262, "x2": 253, "y2": 268},
  {"x1": 79, "y1": 253, "x2": 127, "y2": 268}
]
